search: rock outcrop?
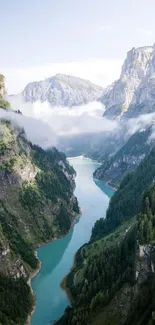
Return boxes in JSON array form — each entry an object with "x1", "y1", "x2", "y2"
[{"x1": 94, "y1": 127, "x2": 154, "y2": 187}]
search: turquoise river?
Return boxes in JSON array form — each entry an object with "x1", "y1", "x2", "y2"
[{"x1": 31, "y1": 157, "x2": 114, "y2": 325}]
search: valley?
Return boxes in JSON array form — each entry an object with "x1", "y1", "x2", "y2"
[
  {"x1": 31, "y1": 158, "x2": 113, "y2": 325},
  {"x1": 1, "y1": 39, "x2": 155, "y2": 325}
]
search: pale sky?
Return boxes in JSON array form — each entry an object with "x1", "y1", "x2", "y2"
[{"x1": 1, "y1": 0, "x2": 155, "y2": 93}]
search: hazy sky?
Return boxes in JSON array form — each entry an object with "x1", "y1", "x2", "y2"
[{"x1": 1, "y1": 0, "x2": 155, "y2": 93}]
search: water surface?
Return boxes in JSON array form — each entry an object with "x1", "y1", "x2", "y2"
[{"x1": 31, "y1": 158, "x2": 114, "y2": 325}]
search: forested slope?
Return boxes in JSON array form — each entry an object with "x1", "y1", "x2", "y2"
[
  {"x1": 92, "y1": 147, "x2": 155, "y2": 241},
  {"x1": 0, "y1": 119, "x2": 79, "y2": 325},
  {"x1": 56, "y1": 146, "x2": 155, "y2": 325}
]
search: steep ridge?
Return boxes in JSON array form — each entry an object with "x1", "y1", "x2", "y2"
[
  {"x1": 0, "y1": 118, "x2": 79, "y2": 324},
  {"x1": 94, "y1": 127, "x2": 154, "y2": 187},
  {"x1": 101, "y1": 43, "x2": 155, "y2": 120},
  {"x1": 9, "y1": 74, "x2": 103, "y2": 108},
  {"x1": 101, "y1": 46, "x2": 153, "y2": 118},
  {"x1": 125, "y1": 44, "x2": 155, "y2": 118},
  {"x1": 56, "y1": 147, "x2": 155, "y2": 325}
]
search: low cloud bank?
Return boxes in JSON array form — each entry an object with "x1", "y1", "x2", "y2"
[
  {"x1": 1, "y1": 100, "x2": 155, "y2": 150},
  {"x1": 8, "y1": 100, "x2": 118, "y2": 135},
  {"x1": 127, "y1": 112, "x2": 155, "y2": 142},
  {"x1": 0, "y1": 108, "x2": 56, "y2": 148},
  {"x1": 127, "y1": 113, "x2": 155, "y2": 135},
  {"x1": 0, "y1": 101, "x2": 118, "y2": 149}
]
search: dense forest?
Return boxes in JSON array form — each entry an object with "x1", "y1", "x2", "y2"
[
  {"x1": 0, "y1": 275, "x2": 33, "y2": 325},
  {"x1": 138, "y1": 183, "x2": 155, "y2": 244},
  {"x1": 91, "y1": 147, "x2": 155, "y2": 241},
  {"x1": 0, "y1": 201, "x2": 38, "y2": 269},
  {"x1": 57, "y1": 223, "x2": 137, "y2": 325}
]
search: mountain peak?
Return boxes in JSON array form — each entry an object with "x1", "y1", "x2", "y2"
[
  {"x1": 101, "y1": 44, "x2": 154, "y2": 119},
  {"x1": 9, "y1": 74, "x2": 103, "y2": 109}
]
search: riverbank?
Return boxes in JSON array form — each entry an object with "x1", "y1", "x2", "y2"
[
  {"x1": 68, "y1": 155, "x2": 101, "y2": 164},
  {"x1": 93, "y1": 177, "x2": 117, "y2": 192},
  {"x1": 26, "y1": 253, "x2": 41, "y2": 325},
  {"x1": 60, "y1": 276, "x2": 74, "y2": 305},
  {"x1": 60, "y1": 245, "x2": 80, "y2": 306},
  {"x1": 26, "y1": 211, "x2": 80, "y2": 325}
]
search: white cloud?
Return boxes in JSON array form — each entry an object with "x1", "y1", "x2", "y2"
[
  {"x1": 127, "y1": 112, "x2": 155, "y2": 135},
  {"x1": 0, "y1": 108, "x2": 57, "y2": 148},
  {"x1": 8, "y1": 100, "x2": 118, "y2": 136},
  {"x1": 1, "y1": 59, "x2": 122, "y2": 94},
  {"x1": 0, "y1": 100, "x2": 118, "y2": 152},
  {"x1": 137, "y1": 27, "x2": 153, "y2": 37}
]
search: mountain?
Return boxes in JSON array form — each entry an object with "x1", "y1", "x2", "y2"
[
  {"x1": 9, "y1": 74, "x2": 103, "y2": 108},
  {"x1": 100, "y1": 46, "x2": 154, "y2": 119},
  {"x1": 0, "y1": 74, "x2": 10, "y2": 110},
  {"x1": 94, "y1": 127, "x2": 154, "y2": 187},
  {"x1": 56, "y1": 147, "x2": 155, "y2": 325},
  {"x1": 125, "y1": 44, "x2": 155, "y2": 118},
  {"x1": 0, "y1": 118, "x2": 79, "y2": 324}
]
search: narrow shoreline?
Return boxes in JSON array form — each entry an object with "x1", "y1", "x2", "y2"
[
  {"x1": 93, "y1": 177, "x2": 117, "y2": 192},
  {"x1": 60, "y1": 276, "x2": 74, "y2": 305},
  {"x1": 67, "y1": 155, "x2": 101, "y2": 164},
  {"x1": 60, "y1": 248, "x2": 78, "y2": 305},
  {"x1": 26, "y1": 212, "x2": 80, "y2": 325}
]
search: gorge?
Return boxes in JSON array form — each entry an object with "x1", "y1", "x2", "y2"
[
  {"x1": 31, "y1": 158, "x2": 114, "y2": 325},
  {"x1": 2, "y1": 42, "x2": 155, "y2": 325}
]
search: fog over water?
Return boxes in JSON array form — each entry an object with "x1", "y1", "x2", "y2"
[{"x1": 1, "y1": 100, "x2": 155, "y2": 151}]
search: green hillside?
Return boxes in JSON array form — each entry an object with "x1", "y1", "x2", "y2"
[
  {"x1": 56, "y1": 147, "x2": 155, "y2": 325},
  {"x1": 0, "y1": 119, "x2": 79, "y2": 325}
]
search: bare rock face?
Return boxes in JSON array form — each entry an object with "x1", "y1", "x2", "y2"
[
  {"x1": 100, "y1": 46, "x2": 153, "y2": 118},
  {"x1": 124, "y1": 44, "x2": 155, "y2": 118},
  {"x1": 10, "y1": 74, "x2": 103, "y2": 108}
]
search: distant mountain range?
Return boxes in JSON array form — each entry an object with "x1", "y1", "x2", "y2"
[
  {"x1": 9, "y1": 45, "x2": 155, "y2": 118},
  {"x1": 9, "y1": 74, "x2": 103, "y2": 108},
  {"x1": 8, "y1": 44, "x2": 155, "y2": 189}
]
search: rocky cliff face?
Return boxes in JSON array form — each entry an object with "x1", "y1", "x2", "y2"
[
  {"x1": 94, "y1": 127, "x2": 154, "y2": 187},
  {"x1": 10, "y1": 74, "x2": 103, "y2": 108},
  {"x1": 101, "y1": 46, "x2": 153, "y2": 118},
  {"x1": 125, "y1": 44, "x2": 155, "y2": 118}
]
